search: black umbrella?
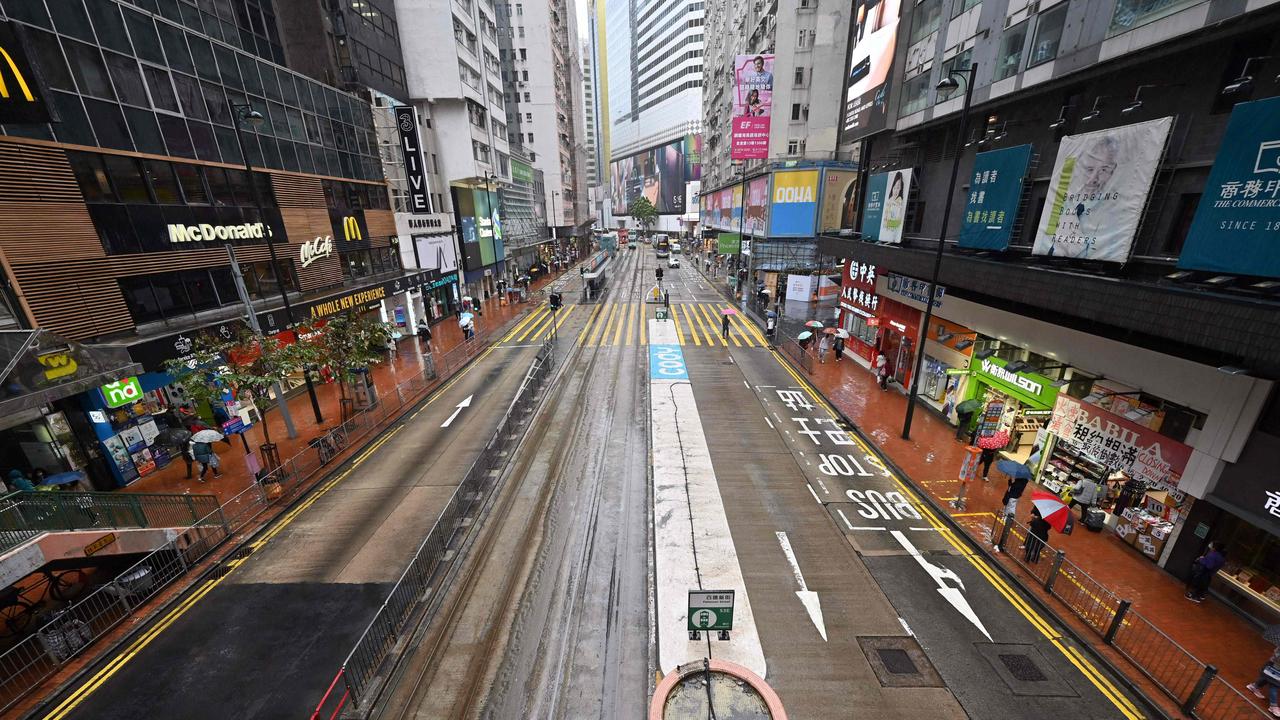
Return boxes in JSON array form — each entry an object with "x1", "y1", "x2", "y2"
[
  {"x1": 955, "y1": 399, "x2": 983, "y2": 416},
  {"x1": 154, "y1": 427, "x2": 192, "y2": 448},
  {"x1": 1263, "y1": 625, "x2": 1280, "y2": 645}
]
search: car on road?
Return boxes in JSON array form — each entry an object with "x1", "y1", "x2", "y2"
[{"x1": 668, "y1": 256, "x2": 680, "y2": 268}]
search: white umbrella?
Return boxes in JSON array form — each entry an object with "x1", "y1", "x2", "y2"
[
  {"x1": 459, "y1": 312, "x2": 474, "y2": 323},
  {"x1": 190, "y1": 429, "x2": 225, "y2": 443}
]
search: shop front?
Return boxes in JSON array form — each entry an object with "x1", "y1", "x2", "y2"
[
  {"x1": 918, "y1": 317, "x2": 976, "y2": 417},
  {"x1": 964, "y1": 354, "x2": 1060, "y2": 459},
  {"x1": 876, "y1": 298, "x2": 920, "y2": 390},
  {"x1": 394, "y1": 211, "x2": 460, "y2": 325}
]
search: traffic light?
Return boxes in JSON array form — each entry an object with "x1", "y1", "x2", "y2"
[
  {"x1": 549, "y1": 292, "x2": 562, "y2": 309},
  {"x1": 656, "y1": 267, "x2": 664, "y2": 281}
]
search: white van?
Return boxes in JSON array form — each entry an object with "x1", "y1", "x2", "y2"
[{"x1": 670, "y1": 241, "x2": 682, "y2": 254}]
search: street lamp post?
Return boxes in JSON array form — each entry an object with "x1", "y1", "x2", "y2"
[
  {"x1": 902, "y1": 63, "x2": 977, "y2": 441},
  {"x1": 229, "y1": 100, "x2": 325, "y2": 428}
]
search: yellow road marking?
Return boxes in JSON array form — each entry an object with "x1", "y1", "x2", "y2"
[
  {"x1": 640, "y1": 305, "x2": 648, "y2": 345},
  {"x1": 577, "y1": 304, "x2": 603, "y2": 345},
  {"x1": 43, "y1": 346, "x2": 498, "y2": 720},
  {"x1": 686, "y1": 304, "x2": 712, "y2": 346},
  {"x1": 674, "y1": 306, "x2": 698, "y2": 346},
  {"x1": 614, "y1": 302, "x2": 628, "y2": 346},
  {"x1": 594, "y1": 304, "x2": 617, "y2": 347},
  {"x1": 702, "y1": 304, "x2": 729, "y2": 347},
  {"x1": 542, "y1": 305, "x2": 575, "y2": 340},
  {"x1": 727, "y1": 307, "x2": 768, "y2": 346},
  {"x1": 502, "y1": 306, "x2": 545, "y2": 342},
  {"x1": 693, "y1": 304, "x2": 723, "y2": 346},
  {"x1": 769, "y1": 354, "x2": 1143, "y2": 720},
  {"x1": 518, "y1": 310, "x2": 554, "y2": 342},
  {"x1": 623, "y1": 303, "x2": 635, "y2": 346}
]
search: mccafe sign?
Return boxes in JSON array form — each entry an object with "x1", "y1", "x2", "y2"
[
  {"x1": 167, "y1": 221, "x2": 273, "y2": 243},
  {"x1": 300, "y1": 235, "x2": 333, "y2": 268}
]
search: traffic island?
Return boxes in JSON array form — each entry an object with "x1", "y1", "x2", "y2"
[{"x1": 649, "y1": 659, "x2": 787, "y2": 720}]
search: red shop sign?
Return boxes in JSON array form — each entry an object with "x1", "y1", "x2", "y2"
[
  {"x1": 866, "y1": 318, "x2": 881, "y2": 327},
  {"x1": 1046, "y1": 394, "x2": 1192, "y2": 494}
]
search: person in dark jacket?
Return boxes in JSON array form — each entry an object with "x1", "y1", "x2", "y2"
[
  {"x1": 416, "y1": 318, "x2": 432, "y2": 354},
  {"x1": 979, "y1": 447, "x2": 997, "y2": 481},
  {"x1": 1002, "y1": 472, "x2": 1030, "y2": 517},
  {"x1": 1025, "y1": 508, "x2": 1052, "y2": 563},
  {"x1": 1185, "y1": 542, "x2": 1226, "y2": 603}
]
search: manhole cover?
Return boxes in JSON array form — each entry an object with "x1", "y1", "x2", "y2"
[
  {"x1": 878, "y1": 648, "x2": 918, "y2": 675},
  {"x1": 999, "y1": 653, "x2": 1047, "y2": 682}
]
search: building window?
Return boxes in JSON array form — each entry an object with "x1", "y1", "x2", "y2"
[
  {"x1": 527, "y1": 132, "x2": 534, "y2": 142},
  {"x1": 522, "y1": 70, "x2": 529, "y2": 81},
  {"x1": 524, "y1": 92, "x2": 531, "y2": 101},
  {"x1": 937, "y1": 48, "x2": 973, "y2": 102},
  {"x1": 900, "y1": 71, "x2": 932, "y2": 115},
  {"x1": 952, "y1": 0, "x2": 981, "y2": 16},
  {"x1": 910, "y1": 0, "x2": 943, "y2": 44},
  {"x1": 520, "y1": 48, "x2": 527, "y2": 60},
  {"x1": 1028, "y1": 4, "x2": 1068, "y2": 67},
  {"x1": 996, "y1": 22, "x2": 1028, "y2": 80},
  {"x1": 1109, "y1": 0, "x2": 1196, "y2": 35},
  {"x1": 791, "y1": 103, "x2": 802, "y2": 120},
  {"x1": 794, "y1": 66, "x2": 806, "y2": 86},
  {"x1": 786, "y1": 139, "x2": 805, "y2": 155}
]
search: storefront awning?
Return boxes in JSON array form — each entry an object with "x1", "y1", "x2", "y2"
[{"x1": 0, "y1": 329, "x2": 142, "y2": 417}]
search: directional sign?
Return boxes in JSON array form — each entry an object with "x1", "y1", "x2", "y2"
[
  {"x1": 441, "y1": 394, "x2": 473, "y2": 428},
  {"x1": 688, "y1": 590, "x2": 734, "y2": 631}
]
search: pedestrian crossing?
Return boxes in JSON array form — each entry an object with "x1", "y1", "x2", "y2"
[{"x1": 499, "y1": 302, "x2": 770, "y2": 347}]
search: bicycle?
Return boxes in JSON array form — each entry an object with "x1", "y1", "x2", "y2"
[{"x1": 0, "y1": 567, "x2": 90, "y2": 638}]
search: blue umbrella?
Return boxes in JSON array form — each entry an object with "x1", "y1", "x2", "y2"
[
  {"x1": 459, "y1": 312, "x2": 474, "y2": 323},
  {"x1": 41, "y1": 471, "x2": 86, "y2": 486},
  {"x1": 995, "y1": 458, "x2": 1034, "y2": 480}
]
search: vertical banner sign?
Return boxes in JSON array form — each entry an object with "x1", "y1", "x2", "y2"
[
  {"x1": 743, "y1": 176, "x2": 770, "y2": 236},
  {"x1": 819, "y1": 169, "x2": 860, "y2": 232},
  {"x1": 959, "y1": 144, "x2": 1033, "y2": 250},
  {"x1": 1179, "y1": 97, "x2": 1280, "y2": 279},
  {"x1": 702, "y1": 189, "x2": 719, "y2": 229},
  {"x1": 394, "y1": 106, "x2": 432, "y2": 213},
  {"x1": 731, "y1": 184, "x2": 744, "y2": 230},
  {"x1": 1033, "y1": 117, "x2": 1173, "y2": 262},
  {"x1": 732, "y1": 54, "x2": 775, "y2": 159},
  {"x1": 843, "y1": 0, "x2": 902, "y2": 142},
  {"x1": 0, "y1": 21, "x2": 51, "y2": 124},
  {"x1": 861, "y1": 170, "x2": 912, "y2": 243},
  {"x1": 768, "y1": 170, "x2": 820, "y2": 237},
  {"x1": 718, "y1": 187, "x2": 734, "y2": 229}
]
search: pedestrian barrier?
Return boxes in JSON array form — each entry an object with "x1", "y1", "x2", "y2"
[
  {"x1": 0, "y1": 321, "x2": 520, "y2": 716},
  {"x1": 313, "y1": 336, "x2": 556, "y2": 719},
  {"x1": 988, "y1": 514, "x2": 1267, "y2": 719},
  {"x1": 777, "y1": 338, "x2": 813, "y2": 375},
  {"x1": 0, "y1": 492, "x2": 222, "y2": 554}
]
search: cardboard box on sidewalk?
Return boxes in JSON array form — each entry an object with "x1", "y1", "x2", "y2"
[{"x1": 1114, "y1": 520, "x2": 1139, "y2": 546}]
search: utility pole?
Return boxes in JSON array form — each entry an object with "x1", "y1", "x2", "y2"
[{"x1": 226, "y1": 245, "x2": 297, "y2": 457}]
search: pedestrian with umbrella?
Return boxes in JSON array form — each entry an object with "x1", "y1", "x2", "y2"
[
  {"x1": 833, "y1": 329, "x2": 847, "y2": 362},
  {"x1": 996, "y1": 456, "x2": 1033, "y2": 516},
  {"x1": 156, "y1": 426, "x2": 194, "y2": 479},
  {"x1": 875, "y1": 349, "x2": 889, "y2": 390},
  {"x1": 954, "y1": 398, "x2": 982, "y2": 442},
  {"x1": 977, "y1": 429, "x2": 1009, "y2": 480},
  {"x1": 797, "y1": 330, "x2": 814, "y2": 352},
  {"x1": 818, "y1": 333, "x2": 831, "y2": 363},
  {"x1": 1025, "y1": 507, "x2": 1053, "y2": 563},
  {"x1": 189, "y1": 429, "x2": 225, "y2": 481},
  {"x1": 1246, "y1": 632, "x2": 1280, "y2": 716},
  {"x1": 721, "y1": 311, "x2": 731, "y2": 340},
  {"x1": 416, "y1": 317, "x2": 432, "y2": 354}
]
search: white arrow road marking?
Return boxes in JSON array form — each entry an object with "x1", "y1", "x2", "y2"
[
  {"x1": 776, "y1": 531, "x2": 827, "y2": 641},
  {"x1": 440, "y1": 394, "x2": 474, "y2": 428},
  {"x1": 890, "y1": 529, "x2": 992, "y2": 641}
]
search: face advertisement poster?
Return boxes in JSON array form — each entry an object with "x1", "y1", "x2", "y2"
[
  {"x1": 860, "y1": 169, "x2": 912, "y2": 242},
  {"x1": 702, "y1": 189, "x2": 720, "y2": 229},
  {"x1": 959, "y1": 144, "x2": 1033, "y2": 250},
  {"x1": 610, "y1": 140, "x2": 688, "y2": 214},
  {"x1": 819, "y1": 169, "x2": 860, "y2": 232},
  {"x1": 1178, "y1": 97, "x2": 1280, "y2": 279},
  {"x1": 717, "y1": 187, "x2": 734, "y2": 229},
  {"x1": 743, "y1": 176, "x2": 769, "y2": 236},
  {"x1": 1032, "y1": 116, "x2": 1173, "y2": 262},
  {"x1": 768, "y1": 169, "x2": 820, "y2": 237},
  {"x1": 843, "y1": 0, "x2": 902, "y2": 142},
  {"x1": 732, "y1": 54, "x2": 774, "y2": 159}
]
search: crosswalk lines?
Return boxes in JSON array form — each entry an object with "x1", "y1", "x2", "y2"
[{"x1": 503, "y1": 302, "x2": 766, "y2": 347}]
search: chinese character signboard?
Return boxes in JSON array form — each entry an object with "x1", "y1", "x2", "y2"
[
  {"x1": 688, "y1": 590, "x2": 735, "y2": 632},
  {"x1": 883, "y1": 271, "x2": 943, "y2": 309},
  {"x1": 732, "y1": 54, "x2": 774, "y2": 159},
  {"x1": 1032, "y1": 117, "x2": 1173, "y2": 262},
  {"x1": 1178, "y1": 97, "x2": 1280, "y2": 279},
  {"x1": 1046, "y1": 394, "x2": 1192, "y2": 493},
  {"x1": 839, "y1": 259, "x2": 879, "y2": 316},
  {"x1": 860, "y1": 170, "x2": 912, "y2": 243},
  {"x1": 960, "y1": 145, "x2": 1032, "y2": 250}
]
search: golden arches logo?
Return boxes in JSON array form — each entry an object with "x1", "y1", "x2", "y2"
[
  {"x1": 0, "y1": 45, "x2": 34, "y2": 102},
  {"x1": 342, "y1": 216, "x2": 362, "y2": 241}
]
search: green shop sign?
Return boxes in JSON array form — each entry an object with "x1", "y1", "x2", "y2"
[
  {"x1": 101, "y1": 376, "x2": 144, "y2": 408},
  {"x1": 717, "y1": 232, "x2": 741, "y2": 255},
  {"x1": 511, "y1": 159, "x2": 535, "y2": 185},
  {"x1": 971, "y1": 356, "x2": 1058, "y2": 409}
]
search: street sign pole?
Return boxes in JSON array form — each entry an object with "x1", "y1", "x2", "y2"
[{"x1": 688, "y1": 589, "x2": 734, "y2": 641}]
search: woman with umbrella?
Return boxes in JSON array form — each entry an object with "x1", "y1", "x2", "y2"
[
  {"x1": 833, "y1": 329, "x2": 847, "y2": 362},
  {"x1": 996, "y1": 452, "x2": 1034, "y2": 516},
  {"x1": 1025, "y1": 508, "x2": 1052, "y2": 563},
  {"x1": 188, "y1": 429, "x2": 225, "y2": 481},
  {"x1": 977, "y1": 429, "x2": 1009, "y2": 481},
  {"x1": 954, "y1": 398, "x2": 982, "y2": 442}
]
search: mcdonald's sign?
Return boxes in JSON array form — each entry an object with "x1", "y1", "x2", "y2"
[
  {"x1": 342, "y1": 215, "x2": 362, "y2": 241},
  {"x1": 0, "y1": 22, "x2": 50, "y2": 125},
  {"x1": 329, "y1": 209, "x2": 369, "y2": 247}
]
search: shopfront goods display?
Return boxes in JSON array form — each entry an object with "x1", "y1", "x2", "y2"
[
  {"x1": 1045, "y1": 393, "x2": 1192, "y2": 495},
  {"x1": 1040, "y1": 437, "x2": 1108, "y2": 495}
]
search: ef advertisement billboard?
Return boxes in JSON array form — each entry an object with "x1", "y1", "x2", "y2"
[
  {"x1": 1179, "y1": 97, "x2": 1280, "y2": 279},
  {"x1": 959, "y1": 144, "x2": 1033, "y2": 250},
  {"x1": 819, "y1": 169, "x2": 860, "y2": 232},
  {"x1": 843, "y1": 0, "x2": 902, "y2": 142},
  {"x1": 732, "y1": 54, "x2": 774, "y2": 160},
  {"x1": 860, "y1": 169, "x2": 912, "y2": 243},
  {"x1": 1033, "y1": 117, "x2": 1173, "y2": 262},
  {"x1": 768, "y1": 170, "x2": 820, "y2": 237}
]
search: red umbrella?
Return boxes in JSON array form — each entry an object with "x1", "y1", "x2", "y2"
[
  {"x1": 1030, "y1": 490, "x2": 1073, "y2": 533},
  {"x1": 976, "y1": 429, "x2": 1009, "y2": 450}
]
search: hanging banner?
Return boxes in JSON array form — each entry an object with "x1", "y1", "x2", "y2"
[
  {"x1": 768, "y1": 170, "x2": 820, "y2": 237},
  {"x1": 702, "y1": 189, "x2": 720, "y2": 229},
  {"x1": 1032, "y1": 117, "x2": 1173, "y2": 262},
  {"x1": 717, "y1": 232, "x2": 741, "y2": 254},
  {"x1": 1046, "y1": 394, "x2": 1192, "y2": 493},
  {"x1": 842, "y1": 0, "x2": 902, "y2": 142},
  {"x1": 731, "y1": 184, "x2": 744, "y2": 231},
  {"x1": 959, "y1": 144, "x2": 1032, "y2": 250},
  {"x1": 743, "y1": 176, "x2": 770, "y2": 236},
  {"x1": 819, "y1": 169, "x2": 860, "y2": 232},
  {"x1": 732, "y1": 54, "x2": 774, "y2": 160},
  {"x1": 1178, "y1": 97, "x2": 1280, "y2": 279},
  {"x1": 860, "y1": 170, "x2": 911, "y2": 243}
]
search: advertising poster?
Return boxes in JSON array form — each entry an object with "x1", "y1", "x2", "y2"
[
  {"x1": 120, "y1": 426, "x2": 145, "y2": 452},
  {"x1": 717, "y1": 232, "x2": 741, "y2": 254},
  {"x1": 684, "y1": 134, "x2": 703, "y2": 181},
  {"x1": 743, "y1": 177, "x2": 769, "y2": 236},
  {"x1": 860, "y1": 170, "x2": 912, "y2": 242},
  {"x1": 453, "y1": 186, "x2": 483, "y2": 270},
  {"x1": 732, "y1": 54, "x2": 774, "y2": 160},
  {"x1": 1178, "y1": 97, "x2": 1280, "y2": 279},
  {"x1": 843, "y1": 0, "x2": 902, "y2": 142},
  {"x1": 819, "y1": 169, "x2": 860, "y2": 232},
  {"x1": 717, "y1": 187, "x2": 734, "y2": 229},
  {"x1": 768, "y1": 169, "x2": 820, "y2": 237},
  {"x1": 473, "y1": 188, "x2": 501, "y2": 266},
  {"x1": 610, "y1": 139, "x2": 688, "y2": 214},
  {"x1": 960, "y1": 144, "x2": 1033, "y2": 250},
  {"x1": 702, "y1": 189, "x2": 720, "y2": 228},
  {"x1": 1033, "y1": 116, "x2": 1173, "y2": 262},
  {"x1": 731, "y1": 184, "x2": 744, "y2": 231}
]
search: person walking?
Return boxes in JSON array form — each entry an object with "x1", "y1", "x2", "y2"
[
  {"x1": 416, "y1": 318, "x2": 432, "y2": 354},
  {"x1": 1068, "y1": 476, "x2": 1100, "y2": 518},
  {"x1": 1185, "y1": 542, "x2": 1226, "y2": 603},
  {"x1": 833, "y1": 336, "x2": 845, "y2": 362},
  {"x1": 189, "y1": 439, "x2": 221, "y2": 480},
  {"x1": 979, "y1": 447, "x2": 998, "y2": 481},
  {"x1": 1245, "y1": 646, "x2": 1280, "y2": 717},
  {"x1": 875, "y1": 350, "x2": 889, "y2": 390},
  {"x1": 721, "y1": 313, "x2": 731, "y2": 340},
  {"x1": 1002, "y1": 469, "x2": 1030, "y2": 517},
  {"x1": 818, "y1": 334, "x2": 831, "y2": 362},
  {"x1": 6, "y1": 469, "x2": 34, "y2": 493},
  {"x1": 1024, "y1": 508, "x2": 1051, "y2": 563}
]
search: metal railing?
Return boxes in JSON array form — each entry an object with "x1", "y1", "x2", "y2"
[
  {"x1": 0, "y1": 492, "x2": 222, "y2": 554},
  {"x1": 989, "y1": 514, "x2": 1268, "y2": 719},
  {"x1": 0, "y1": 320, "x2": 526, "y2": 716},
  {"x1": 314, "y1": 336, "x2": 556, "y2": 719},
  {"x1": 778, "y1": 338, "x2": 813, "y2": 374}
]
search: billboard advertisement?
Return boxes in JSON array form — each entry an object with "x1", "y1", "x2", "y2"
[
  {"x1": 702, "y1": 189, "x2": 720, "y2": 228},
  {"x1": 684, "y1": 134, "x2": 703, "y2": 181},
  {"x1": 451, "y1": 186, "x2": 502, "y2": 270},
  {"x1": 717, "y1": 187, "x2": 734, "y2": 229},
  {"x1": 731, "y1": 184, "x2": 744, "y2": 231},
  {"x1": 768, "y1": 169, "x2": 820, "y2": 237},
  {"x1": 732, "y1": 54, "x2": 774, "y2": 160},
  {"x1": 1033, "y1": 117, "x2": 1173, "y2": 262},
  {"x1": 610, "y1": 138, "x2": 688, "y2": 214},
  {"x1": 819, "y1": 169, "x2": 860, "y2": 232},
  {"x1": 843, "y1": 0, "x2": 902, "y2": 142},
  {"x1": 959, "y1": 144, "x2": 1033, "y2": 250},
  {"x1": 717, "y1": 232, "x2": 741, "y2": 254},
  {"x1": 860, "y1": 169, "x2": 912, "y2": 243},
  {"x1": 743, "y1": 176, "x2": 769, "y2": 236},
  {"x1": 1179, "y1": 97, "x2": 1280, "y2": 278}
]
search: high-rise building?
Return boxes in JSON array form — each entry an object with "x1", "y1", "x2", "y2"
[
  {"x1": 581, "y1": 41, "x2": 599, "y2": 186},
  {"x1": 275, "y1": 0, "x2": 408, "y2": 100}
]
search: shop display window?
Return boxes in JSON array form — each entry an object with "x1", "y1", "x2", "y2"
[{"x1": 1217, "y1": 515, "x2": 1280, "y2": 610}]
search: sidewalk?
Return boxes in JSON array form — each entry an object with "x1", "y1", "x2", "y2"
[{"x1": 117, "y1": 270, "x2": 566, "y2": 507}]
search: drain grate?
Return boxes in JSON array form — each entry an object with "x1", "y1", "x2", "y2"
[
  {"x1": 999, "y1": 653, "x2": 1047, "y2": 682},
  {"x1": 877, "y1": 648, "x2": 918, "y2": 675}
]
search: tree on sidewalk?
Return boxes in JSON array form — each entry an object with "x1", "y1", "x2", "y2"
[
  {"x1": 628, "y1": 197, "x2": 658, "y2": 236},
  {"x1": 313, "y1": 311, "x2": 394, "y2": 420}
]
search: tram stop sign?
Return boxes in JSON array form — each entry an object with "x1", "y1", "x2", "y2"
[{"x1": 688, "y1": 590, "x2": 734, "y2": 631}]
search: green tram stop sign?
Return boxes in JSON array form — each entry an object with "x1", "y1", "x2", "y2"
[{"x1": 688, "y1": 590, "x2": 735, "y2": 632}]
